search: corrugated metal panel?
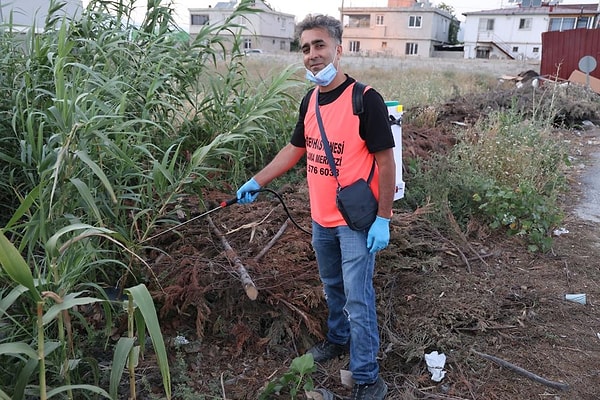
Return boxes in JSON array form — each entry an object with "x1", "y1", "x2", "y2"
[{"x1": 541, "y1": 29, "x2": 600, "y2": 80}]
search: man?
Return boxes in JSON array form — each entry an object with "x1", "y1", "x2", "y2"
[{"x1": 236, "y1": 14, "x2": 395, "y2": 399}]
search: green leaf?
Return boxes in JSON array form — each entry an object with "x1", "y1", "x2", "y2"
[
  {"x1": 47, "y1": 384, "x2": 111, "y2": 399},
  {"x1": 3, "y1": 185, "x2": 40, "y2": 231},
  {"x1": 0, "y1": 232, "x2": 41, "y2": 301},
  {"x1": 45, "y1": 223, "x2": 116, "y2": 256},
  {"x1": 0, "y1": 285, "x2": 29, "y2": 318},
  {"x1": 126, "y1": 284, "x2": 171, "y2": 399},
  {"x1": 14, "y1": 358, "x2": 39, "y2": 400},
  {"x1": 74, "y1": 150, "x2": 117, "y2": 204},
  {"x1": 69, "y1": 178, "x2": 103, "y2": 224},
  {"x1": 290, "y1": 353, "x2": 316, "y2": 375},
  {"x1": 42, "y1": 292, "x2": 102, "y2": 325},
  {"x1": 110, "y1": 337, "x2": 135, "y2": 399},
  {"x1": 0, "y1": 342, "x2": 38, "y2": 359}
]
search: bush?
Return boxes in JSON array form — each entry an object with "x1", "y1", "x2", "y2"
[{"x1": 402, "y1": 108, "x2": 568, "y2": 251}]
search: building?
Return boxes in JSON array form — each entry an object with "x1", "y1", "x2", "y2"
[
  {"x1": 188, "y1": 1, "x2": 295, "y2": 53},
  {"x1": 0, "y1": 0, "x2": 83, "y2": 32},
  {"x1": 341, "y1": 0, "x2": 457, "y2": 58},
  {"x1": 462, "y1": 1, "x2": 600, "y2": 60}
]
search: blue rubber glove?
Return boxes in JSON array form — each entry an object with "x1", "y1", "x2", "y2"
[
  {"x1": 366, "y1": 216, "x2": 390, "y2": 254},
  {"x1": 236, "y1": 177, "x2": 262, "y2": 204}
]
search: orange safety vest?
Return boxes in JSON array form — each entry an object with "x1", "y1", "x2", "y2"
[{"x1": 305, "y1": 83, "x2": 379, "y2": 227}]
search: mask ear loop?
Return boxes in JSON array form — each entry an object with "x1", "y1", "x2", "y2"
[{"x1": 333, "y1": 43, "x2": 342, "y2": 68}]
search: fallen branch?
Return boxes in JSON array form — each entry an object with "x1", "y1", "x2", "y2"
[
  {"x1": 207, "y1": 215, "x2": 258, "y2": 300},
  {"x1": 253, "y1": 219, "x2": 289, "y2": 263},
  {"x1": 471, "y1": 349, "x2": 570, "y2": 391}
]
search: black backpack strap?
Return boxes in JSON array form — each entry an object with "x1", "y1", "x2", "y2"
[{"x1": 352, "y1": 81, "x2": 366, "y2": 115}]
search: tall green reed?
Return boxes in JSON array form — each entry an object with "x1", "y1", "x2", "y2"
[{"x1": 1, "y1": 0, "x2": 300, "y2": 397}]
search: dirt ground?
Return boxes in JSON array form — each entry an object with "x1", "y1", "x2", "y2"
[{"x1": 136, "y1": 79, "x2": 600, "y2": 400}]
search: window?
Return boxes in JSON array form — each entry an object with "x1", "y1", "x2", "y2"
[
  {"x1": 381, "y1": 41, "x2": 387, "y2": 49},
  {"x1": 280, "y1": 40, "x2": 286, "y2": 50},
  {"x1": 562, "y1": 18, "x2": 576, "y2": 30},
  {"x1": 519, "y1": 18, "x2": 532, "y2": 30},
  {"x1": 348, "y1": 15, "x2": 370, "y2": 28},
  {"x1": 405, "y1": 42, "x2": 418, "y2": 55},
  {"x1": 577, "y1": 16, "x2": 591, "y2": 29},
  {"x1": 349, "y1": 41, "x2": 360, "y2": 53},
  {"x1": 478, "y1": 18, "x2": 495, "y2": 32},
  {"x1": 408, "y1": 15, "x2": 422, "y2": 28},
  {"x1": 376, "y1": 15, "x2": 384, "y2": 26},
  {"x1": 548, "y1": 18, "x2": 561, "y2": 31},
  {"x1": 191, "y1": 14, "x2": 209, "y2": 26},
  {"x1": 243, "y1": 39, "x2": 252, "y2": 49},
  {"x1": 549, "y1": 17, "x2": 576, "y2": 31},
  {"x1": 476, "y1": 47, "x2": 490, "y2": 59},
  {"x1": 532, "y1": 47, "x2": 539, "y2": 53},
  {"x1": 521, "y1": 0, "x2": 542, "y2": 5},
  {"x1": 512, "y1": 46, "x2": 519, "y2": 52}
]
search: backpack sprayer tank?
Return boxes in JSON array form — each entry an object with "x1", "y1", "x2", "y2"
[{"x1": 385, "y1": 101, "x2": 405, "y2": 201}]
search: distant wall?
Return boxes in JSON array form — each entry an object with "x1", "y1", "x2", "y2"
[{"x1": 432, "y1": 51, "x2": 463, "y2": 59}]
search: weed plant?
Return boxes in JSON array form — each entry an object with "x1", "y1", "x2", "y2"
[
  {"x1": 259, "y1": 354, "x2": 316, "y2": 399},
  {"x1": 404, "y1": 107, "x2": 568, "y2": 252}
]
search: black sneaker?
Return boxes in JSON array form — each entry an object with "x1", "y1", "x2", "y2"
[
  {"x1": 306, "y1": 340, "x2": 349, "y2": 362},
  {"x1": 351, "y1": 376, "x2": 388, "y2": 400}
]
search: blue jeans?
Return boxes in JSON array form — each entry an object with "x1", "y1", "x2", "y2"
[{"x1": 311, "y1": 221, "x2": 380, "y2": 384}]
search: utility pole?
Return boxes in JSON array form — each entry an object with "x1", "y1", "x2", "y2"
[{"x1": 341, "y1": 0, "x2": 344, "y2": 23}]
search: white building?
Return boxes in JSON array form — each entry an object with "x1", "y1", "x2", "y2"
[
  {"x1": 188, "y1": 1, "x2": 295, "y2": 53},
  {"x1": 0, "y1": 0, "x2": 83, "y2": 32},
  {"x1": 462, "y1": 1, "x2": 599, "y2": 60}
]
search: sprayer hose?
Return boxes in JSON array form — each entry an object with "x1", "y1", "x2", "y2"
[{"x1": 255, "y1": 188, "x2": 312, "y2": 236}]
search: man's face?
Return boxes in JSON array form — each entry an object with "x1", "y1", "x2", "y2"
[{"x1": 300, "y1": 27, "x2": 341, "y2": 74}]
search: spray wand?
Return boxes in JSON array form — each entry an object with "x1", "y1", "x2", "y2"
[
  {"x1": 142, "y1": 195, "x2": 244, "y2": 243},
  {"x1": 143, "y1": 188, "x2": 310, "y2": 243}
]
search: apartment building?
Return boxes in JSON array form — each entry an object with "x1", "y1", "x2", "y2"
[{"x1": 341, "y1": 0, "x2": 457, "y2": 58}]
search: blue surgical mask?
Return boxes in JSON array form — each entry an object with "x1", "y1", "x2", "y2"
[{"x1": 305, "y1": 62, "x2": 337, "y2": 86}]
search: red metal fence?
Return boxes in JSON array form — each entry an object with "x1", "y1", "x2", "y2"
[{"x1": 541, "y1": 29, "x2": 600, "y2": 80}]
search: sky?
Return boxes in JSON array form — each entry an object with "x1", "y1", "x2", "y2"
[{"x1": 84, "y1": 0, "x2": 598, "y2": 28}]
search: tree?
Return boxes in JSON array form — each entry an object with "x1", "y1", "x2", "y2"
[{"x1": 436, "y1": 2, "x2": 460, "y2": 44}]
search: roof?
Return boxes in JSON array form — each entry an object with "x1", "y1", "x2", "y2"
[
  {"x1": 342, "y1": 6, "x2": 455, "y2": 19},
  {"x1": 463, "y1": 3, "x2": 600, "y2": 17},
  {"x1": 212, "y1": 1, "x2": 274, "y2": 11},
  {"x1": 213, "y1": 1, "x2": 238, "y2": 10}
]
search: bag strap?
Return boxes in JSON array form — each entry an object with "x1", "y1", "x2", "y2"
[
  {"x1": 314, "y1": 88, "x2": 375, "y2": 190},
  {"x1": 352, "y1": 81, "x2": 366, "y2": 115}
]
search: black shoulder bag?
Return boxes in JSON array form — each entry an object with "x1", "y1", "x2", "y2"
[{"x1": 314, "y1": 89, "x2": 378, "y2": 231}]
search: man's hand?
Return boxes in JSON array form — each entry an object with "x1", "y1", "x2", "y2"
[
  {"x1": 367, "y1": 216, "x2": 390, "y2": 254},
  {"x1": 236, "y1": 178, "x2": 261, "y2": 204}
]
